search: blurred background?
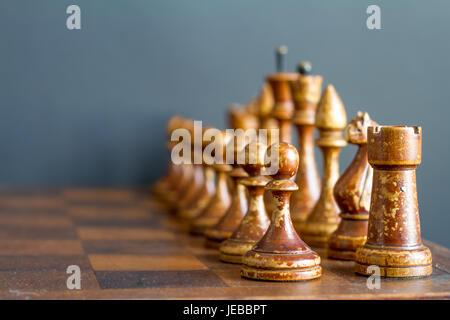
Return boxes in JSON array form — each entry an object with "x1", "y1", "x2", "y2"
[{"x1": 0, "y1": 0, "x2": 449, "y2": 246}]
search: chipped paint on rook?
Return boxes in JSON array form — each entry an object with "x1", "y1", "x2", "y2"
[{"x1": 355, "y1": 126, "x2": 432, "y2": 278}]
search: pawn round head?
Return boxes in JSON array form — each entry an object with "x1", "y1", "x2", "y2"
[
  {"x1": 241, "y1": 141, "x2": 267, "y2": 176},
  {"x1": 265, "y1": 142, "x2": 299, "y2": 179}
]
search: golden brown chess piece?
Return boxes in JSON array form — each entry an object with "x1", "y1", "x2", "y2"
[
  {"x1": 219, "y1": 140, "x2": 271, "y2": 263},
  {"x1": 328, "y1": 112, "x2": 377, "y2": 260},
  {"x1": 163, "y1": 118, "x2": 195, "y2": 209},
  {"x1": 300, "y1": 84, "x2": 347, "y2": 247},
  {"x1": 241, "y1": 142, "x2": 322, "y2": 281},
  {"x1": 289, "y1": 62, "x2": 322, "y2": 231},
  {"x1": 190, "y1": 129, "x2": 233, "y2": 235},
  {"x1": 204, "y1": 166, "x2": 248, "y2": 248},
  {"x1": 355, "y1": 126, "x2": 432, "y2": 278},
  {"x1": 204, "y1": 108, "x2": 259, "y2": 248},
  {"x1": 176, "y1": 121, "x2": 205, "y2": 212},
  {"x1": 256, "y1": 83, "x2": 278, "y2": 144},
  {"x1": 152, "y1": 116, "x2": 185, "y2": 201},
  {"x1": 177, "y1": 126, "x2": 216, "y2": 220},
  {"x1": 267, "y1": 46, "x2": 298, "y2": 143}
]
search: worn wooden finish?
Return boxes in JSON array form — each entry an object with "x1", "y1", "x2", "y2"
[
  {"x1": 190, "y1": 131, "x2": 233, "y2": 235},
  {"x1": 177, "y1": 123, "x2": 205, "y2": 212},
  {"x1": 256, "y1": 83, "x2": 277, "y2": 139},
  {"x1": 0, "y1": 187, "x2": 448, "y2": 299},
  {"x1": 177, "y1": 126, "x2": 217, "y2": 220},
  {"x1": 204, "y1": 168, "x2": 248, "y2": 248},
  {"x1": 152, "y1": 116, "x2": 186, "y2": 202},
  {"x1": 355, "y1": 126, "x2": 432, "y2": 278},
  {"x1": 219, "y1": 141, "x2": 271, "y2": 264},
  {"x1": 267, "y1": 73, "x2": 298, "y2": 144},
  {"x1": 241, "y1": 143, "x2": 322, "y2": 281},
  {"x1": 204, "y1": 112, "x2": 258, "y2": 248},
  {"x1": 328, "y1": 112, "x2": 377, "y2": 260},
  {"x1": 300, "y1": 85, "x2": 347, "y2": 247},
  {"x1": 289, "y1": 62, "x2": 322, "y2": 230}
]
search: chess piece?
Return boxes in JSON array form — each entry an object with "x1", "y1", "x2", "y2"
[
  {"x1": 241, "y1": 143, "x2": 322, "y2": 281},
  {"x1": 289, "y1": 62, "x2": 322, "y2": 231},
  {"x1": 228, "y1": 107, "x2": 259, "y2": 132},
  {"x1": 300, "y1": 85, "x2": 347, "y2": 247},
  {"x1": 177, "y1": 126, "x2": 216, "y2": 220},
  {"x1": 219, "y1": 141, "x2": 271, "y2": 263},
  {"x1": 267, "y1": 46, "x2": 298, "y2": 143},
  {"x1": 328, "y1": 112, "x2": 377, "y2": 260},
  {"x1": 256, "y1": 83, "x2": 278, "y2": 144},
  {"x1": 255, "y1": 83, "x2": 278, "y2": 215},
  {"x1": 176, "y1": 121, "x2": 205, "y2": 212},
  {"x1": 190, "y1": 130, "x2": 233, "y2": 235},
  {"x1": 355, "y1": 126, "x2": 432, "y2": 277},
  {"x1": 204, "y1": 166, "x2": 248, "y2": 248},
  {"x1": 204, "y1": 110, "x2": 259, "y2": 248},
  {"x1": 152, "y1": 116, "x2": 185, "y2": 201},
  {"x1": 164, "y1": 118, "x2": 195, "y2": 208}
]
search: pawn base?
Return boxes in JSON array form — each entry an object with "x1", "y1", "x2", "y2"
[
  {"x1": 177, "y1": 207, "x2": 200, "y2": 220},
  {"x1": 241, "y1": 250, "x2": 322, "y2": 282},
  {"x1": 327, "y1": 217, "x2": 368, "y2": 260},
  {"x1": 219, "y1": 239, "x2": 256, "y2": 264},
  {"x1": 355, "y1": 243, "x2": 433, "y2": 278},
  {"x1": 300, "y1": 221, "x2": 339, "y2": 248},
  {"x1": 190, "y1": 217, "x2": 219, "y2": 236},
  {"x1": 327, "y1": 248, "x2": 356, "y2": 261},
  {"x1": 204, "y1": 229, "x2": 232, "y2": 249},
  {"x1": 241, "y1": 265, "x2": 322, "y2": 282}
]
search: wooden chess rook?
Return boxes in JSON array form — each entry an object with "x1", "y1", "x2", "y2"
[
  {"x1": 241, "y1": 142, "x2": 322, "y2": 281},
  {"x1": 355, "y1": 126, "x2": 432, "y2": 278}
]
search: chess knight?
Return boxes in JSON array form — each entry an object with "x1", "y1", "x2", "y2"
[{"x1": 328, "y1": 111, "x2": 377, "y2": 260}]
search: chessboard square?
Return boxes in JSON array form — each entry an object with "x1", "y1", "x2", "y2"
[
  {"x1": 82, "y1": 239, "x2": 185, "y2": 255},
  {"x1": 0, "y1": 196, "x2": 64, "y2": 210},
  {"x1": 0, "y1": 269, "x2": 99, "y2": 291},
  {"x1": 77, "y1": 227, "x2": 174, "y2": 240},
  {"x1": 0, "y1": 240, "x2": 84, "y2": 255},
  {"x1": 67, "y1": 205, "x2": 151, "y2": 220},
  {"x1": 88, "y1": 254, "x2": 207, "y2": 271},
  {"x1": 96, "y1": 270, "x2": 227, "y2": 289},
  {"x1": 0, "y1": 255, "x2": 93, "y2": 272},
  {"x1": 0, "y1": 214, "x2": 73, "y2": 228},
  {"x1": 0, "y1": 225, "x2": 78, "y2": 240},
  {"x1": 62, "y1": 188, "x2": 137, "y2": 202}
]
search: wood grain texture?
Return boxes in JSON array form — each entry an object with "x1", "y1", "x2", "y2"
[{"x1": 0, "y1": 187, "x2": 446, "y2": 300}]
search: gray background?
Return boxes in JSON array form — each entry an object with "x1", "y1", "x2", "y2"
[{"x1": 0, "y1": 0, "x2": 449, "y2": 246}]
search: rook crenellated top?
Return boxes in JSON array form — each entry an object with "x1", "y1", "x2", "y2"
[{"x1": 368, "y1": 126, "x2": 422, "y2": 166}]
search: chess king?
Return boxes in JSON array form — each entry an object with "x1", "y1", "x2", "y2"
[{"x1": 328, "y1": 112, "x2": 377, "y2": 260}]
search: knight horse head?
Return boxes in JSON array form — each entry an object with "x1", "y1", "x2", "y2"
[{"x1": 344, "y1": 111, "x2": 377, "y2": 145}]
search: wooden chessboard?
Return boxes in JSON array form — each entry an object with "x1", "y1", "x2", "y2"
[{"x1": 0, "y1": 187, "x2": 448, "y2": 300}]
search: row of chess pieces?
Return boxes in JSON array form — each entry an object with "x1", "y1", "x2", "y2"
[{"x1": 152, "y1": 47, "x2": 432, "y2": 281}]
